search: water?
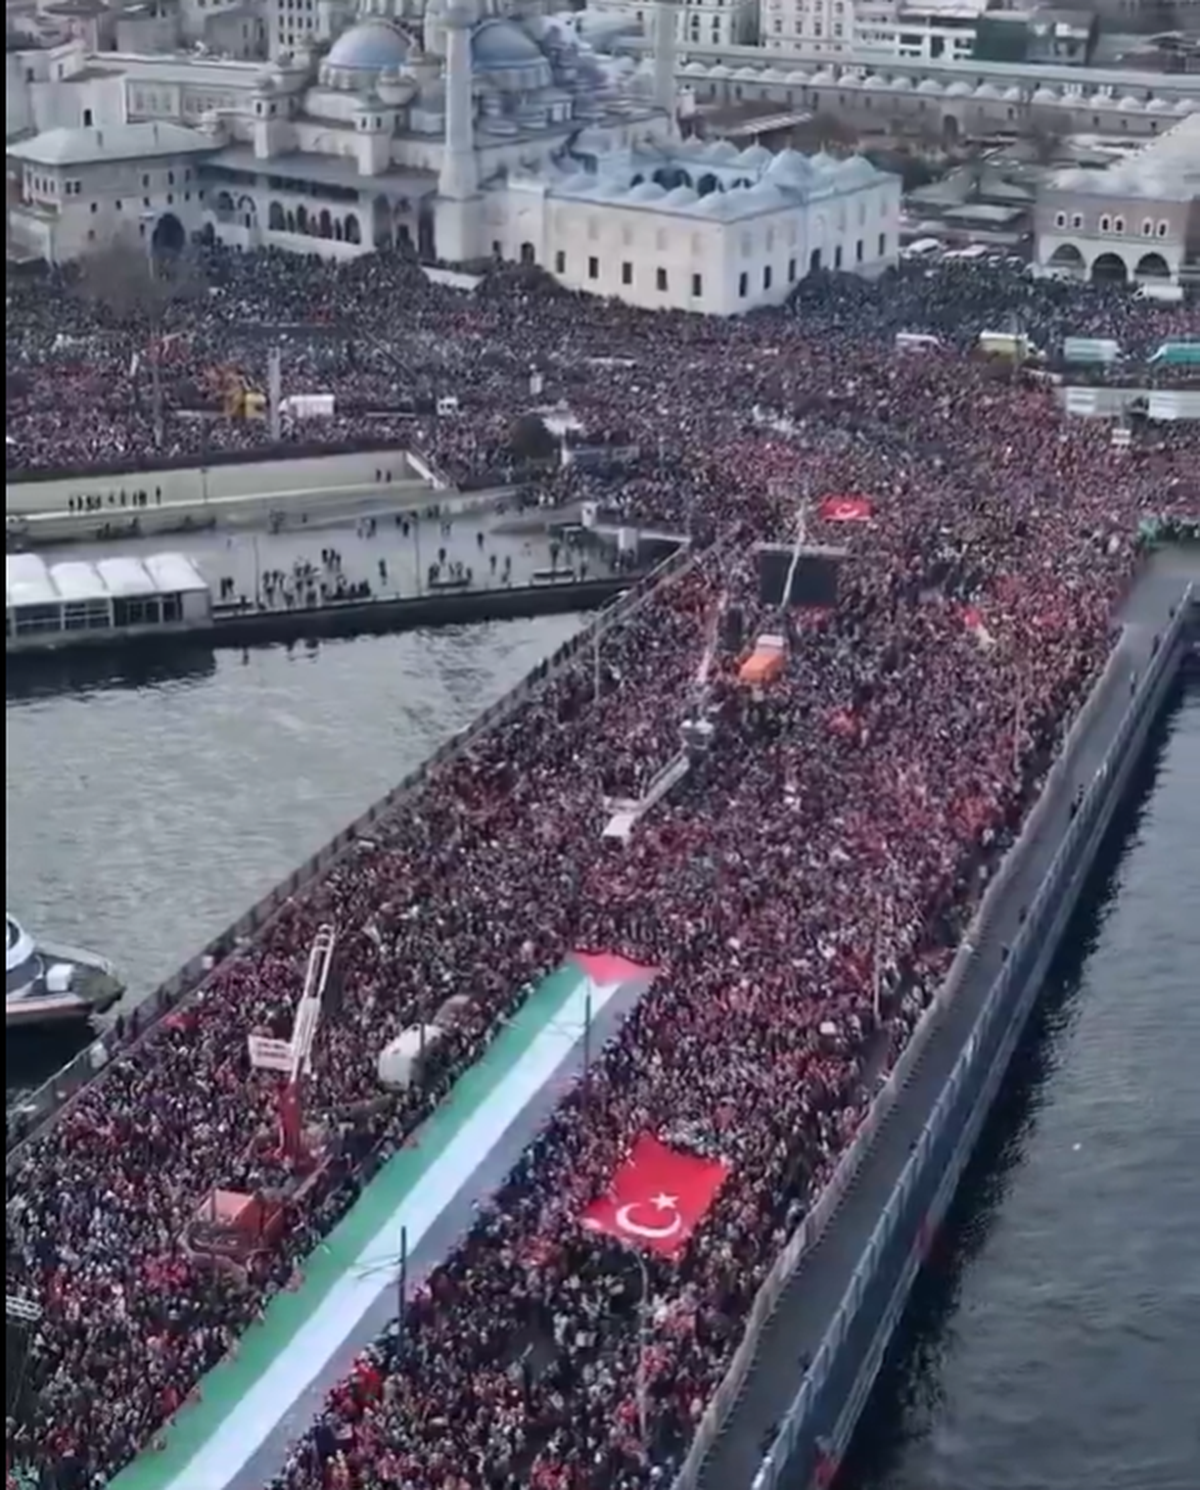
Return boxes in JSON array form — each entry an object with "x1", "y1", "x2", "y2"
[
  {"x1": 5, "y1": 615, "x2": 585, "y2": 1092},
  {"x1": 843, "y1": 684, "x2": 1200, "y2": 1490}
]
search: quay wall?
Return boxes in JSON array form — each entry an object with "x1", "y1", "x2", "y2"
[
  {"x1": 5, "y1": 575, "x2": 643, "y2": 665},
  {"x1": 5, "y1": 543, "x2": 697, "y2": 1164},
  {"x1": 6, "y1": 450, "x2": 426, "y2": 521},
  {"x1": 676, "y1": 576, "x2": 1196, "y2": 1490}
]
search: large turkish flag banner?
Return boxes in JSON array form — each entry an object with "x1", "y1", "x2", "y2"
[
  {"x1": 581, "y1": 1134, "x2": 730, "y2": 1259},
  {"x1": 818, "y1": 495, "x2": 875, "y2": 523}
]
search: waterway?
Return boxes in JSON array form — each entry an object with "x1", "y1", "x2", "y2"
[
  {"x1": 5, "y1": 613, "x2": 585, "y2": 1095},
  {"x1": 842, "y1": 682, "x2": 1200, "y2": 1490}
]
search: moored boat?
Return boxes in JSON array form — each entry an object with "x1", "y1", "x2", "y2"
[{"x1": 6, "y1": 912, "x2": 124, "y2": 1029}]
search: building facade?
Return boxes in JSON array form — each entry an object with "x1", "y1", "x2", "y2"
[
  {"x1": 590, "y1": 0, "x2": 760, "y2": 49},
  {"x1": 761, "y1": 0, "x2": 987, "y2": 58},
  {"x1": 1033, "y1": 113, "x2": 1199, "y2": 284},
  {"x1": 6, "y1": 0, "x2": 899, "y2": 314},
  {"x1": 8, "y1": 122, "x2": 214, "y2": 260}
]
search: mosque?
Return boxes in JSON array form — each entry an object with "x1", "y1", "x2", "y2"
[{"x1": 6, "y1": 2, "x2": 901, "y2": 313}]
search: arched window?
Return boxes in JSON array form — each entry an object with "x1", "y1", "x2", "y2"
[
  {"x1": 1157, "y1": 221, "x2": 1169, "y2": 237},
  {"x1": 1099, "y1": 214, "x2": 1111, "y2": 232},
  {"x1": 1054, "y1": 211, "x2": 1066, "y2": 228},
  {"x1": 1113, "y1": 216, "x2": 1125, "y2": 234},
  {"x1": 345, "y1": 214, "x2": 361, "y2": 245},
  {"x1": 1142, "y1": 219, "x2": 1154, "y2": 236}
]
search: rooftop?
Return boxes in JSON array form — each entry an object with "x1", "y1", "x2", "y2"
[
  {"x1": 1049, "y1": 113, "x2": 1200, "y2": 201},
  {"x1": 6, "y1": 551, "x2": 208, "y2": 610},
  {"x1": 547, "y1": 142, "x2": 890, "y2": 219},
  {"x1": 8, "y1": 121, "x2": 215, "y2": 167}
]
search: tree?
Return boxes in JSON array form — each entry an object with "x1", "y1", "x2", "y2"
[
  {"x1": 509, "y1": 414, "x2": 557, "y2": 465},
  {"x1": 1023, "y1": 108, "x2": 1067, "y2": 168},
  {"x1": 72, "y1": 232, "x2": 209, "y2": 444},
  {"x1": 793, "y1": 111, "x2": 859, "y2": 155},
  {"x1": 72, "y1": 231, "x2": 207, "y2": 326}
]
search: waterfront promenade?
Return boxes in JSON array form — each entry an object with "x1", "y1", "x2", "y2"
[{"x1": 694, "y1": 547, "x2": 1200, "y2": 1490}]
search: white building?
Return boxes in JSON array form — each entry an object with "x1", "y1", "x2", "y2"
[
  {"x1": 6, "y1": 0, "x2": 898, "y2": 313},
  {"x1": 9, "y1": 121, "x2": 216, "y2": 261},
  {"x1": 1034, "y1": 113, "x2": 1200, "y2": 288},
  {"x1": 589, "y1": 0, "x2": 760, "y2": 50},
  {"x1": 762, "y1": 0, "x2": 986, "y2": 59}
]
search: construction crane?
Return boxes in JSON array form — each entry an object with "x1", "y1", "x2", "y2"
[
  {"x1": 247, "y1": 923, "x2": 338, "y2": 1169},
  {"x1": 680, "y1": 594, "x2": 725, "y2": 757}
]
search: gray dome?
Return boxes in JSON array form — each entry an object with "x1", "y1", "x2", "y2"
[
  {"x1": 472, "y1": 18, "x2": 545, "y2": 68},
  {"x1": 327, "y1": 20, "x2": 413, "y2": 73}
]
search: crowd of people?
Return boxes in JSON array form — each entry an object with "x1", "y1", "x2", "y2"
[{"x1": 5, "y1": 245, "x2": 1197, "y2": 1490}]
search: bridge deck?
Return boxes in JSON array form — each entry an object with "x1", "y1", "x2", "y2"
[{"x1": 697, "y1": 549, "x2": 1199, "y2": 1490}]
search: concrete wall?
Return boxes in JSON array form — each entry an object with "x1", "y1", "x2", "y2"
[{"x1": 7, "y1": 449, "x2": 424, "y2": 518}]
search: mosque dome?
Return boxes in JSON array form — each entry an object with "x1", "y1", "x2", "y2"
[
  {"x1": 327, "y1": 20, "x2": 414, "y2": 74},
  {"x1": 472, "y1": 18, "x2": 544, "y2": 68}
]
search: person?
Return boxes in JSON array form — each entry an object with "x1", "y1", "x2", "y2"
[{"x1": 5, "y1": 246, "x2": 1194, "y2": 1490}]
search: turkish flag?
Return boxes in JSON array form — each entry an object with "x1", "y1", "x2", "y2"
[
  {"x1": 818, "y1": 495, "x2": 874, "y2": 523},
  {"x1": 581, "y1": 1134, "x2": 730, "y2": 1259}
]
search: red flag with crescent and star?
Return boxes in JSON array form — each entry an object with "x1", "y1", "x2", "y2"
[
  {"x1": 581, "y1": 1134, "x2": 730, "y2": 1259},
  {"x1": 818, "y1": 495, "x2": 874, "y2": 524}
]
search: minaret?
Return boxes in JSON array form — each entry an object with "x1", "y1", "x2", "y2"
[
  {"x1": 438, "y1": 3, "x2": 478, "y2": 202},
  {"x1": 434, "y1": 0, "x2": 481, "y2": 260},
  {"x1": 653, "y1": 0, "x2": 676, "y2": 128}
]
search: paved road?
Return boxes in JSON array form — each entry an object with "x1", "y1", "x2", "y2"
[{"x1": 696, "y1": 550, "x2": 1199, "y2": 1490}]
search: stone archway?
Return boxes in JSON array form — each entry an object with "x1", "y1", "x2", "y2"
[
  {"x1": 214, "y1": 190, "x2": 235, "y2": 223},
  {"x1": 1135, "y1": 251, "x2": 1170, "y2": 280},
  {"x1": 653, "y1": 166, "x2": 693, "y2": 190},
  {"x1": 1046, "y1": 243, "x2": 1086, "y2": 277},
  {"x1": 269, "y1": 201, "x2": 285, "y2": 232},
  {"x1": 696, "y1": 172, "x2": 720, "y2": 196},
  {"x1": 345, "y1": 214, "x2": 361, "y2": 245},
  {"x1": 1091, "y1": 251, "x2": 1127, "y2": 285},
  {"x1": 151, "y1": 212, "x2": 185, "y2": 254},
  {"x1": 519, "y1": 241, "x2": 536, "y2": 265},
  {"x1": 942, "y1": 114, "x2": 960, "y2": 143},
  {"x1": 809, "y1": 247, "x2": 822, "y2": 273}
]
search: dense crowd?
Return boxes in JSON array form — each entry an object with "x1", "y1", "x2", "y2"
[{"x1": 5, "y1": 248, "x2": 1198, "y2": 1490}]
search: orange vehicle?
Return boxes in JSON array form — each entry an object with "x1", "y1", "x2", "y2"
[{"x1": 738, "y1": 633, "x2": 786, "y2": 686}]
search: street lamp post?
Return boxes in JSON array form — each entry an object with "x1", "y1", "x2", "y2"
[{"x1": 627, "y1": 1247, "x2": 652, "y2": 1444}]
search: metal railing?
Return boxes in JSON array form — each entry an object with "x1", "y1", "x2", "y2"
[
  {"x1": 672, "y1": 580, "x2": 1194, "y2": 1490},
  {"x1": 739, "y1": 581, "x2": 1193, "y2": 1490},
  {"x1": 6, "y1": 542, "x2": 698, "y2": 1166}
]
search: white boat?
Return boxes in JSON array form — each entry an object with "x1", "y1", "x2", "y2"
[{"x1": 6, "y1": 912, "x2": 124, "y2": 1030}]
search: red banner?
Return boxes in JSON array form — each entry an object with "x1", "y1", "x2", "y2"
[
  {"x1": 818, "y1": 495, "x2": 874, "y2": 523},
  {"x1": 581, "y1": 1134, "x2": 729, "y2": 1258}
]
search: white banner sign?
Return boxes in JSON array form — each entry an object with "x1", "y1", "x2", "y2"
[{"x1": 247, "y1": 1035, "x2": 294, "y2": 1074}]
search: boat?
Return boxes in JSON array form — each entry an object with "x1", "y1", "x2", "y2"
[{"x1": 6, "y1": 912, "x2": 124, "y2": 1029}]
